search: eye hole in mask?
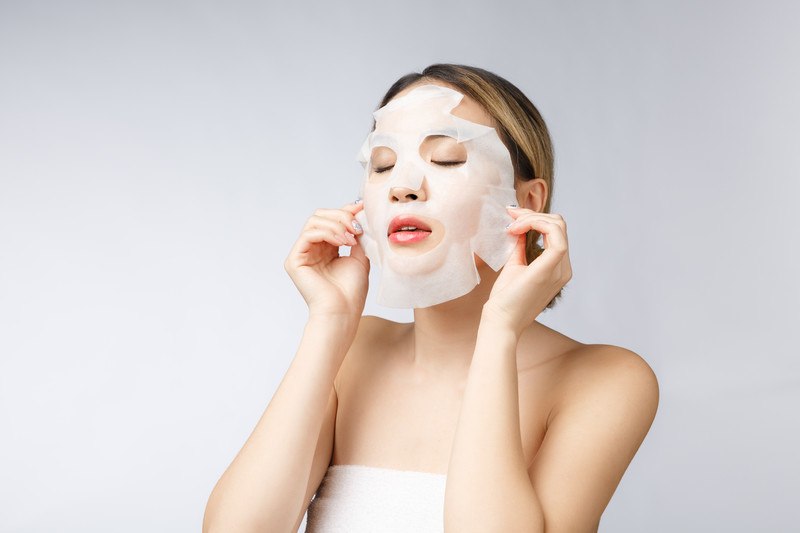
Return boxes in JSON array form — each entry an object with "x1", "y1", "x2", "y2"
[
  {"x1": 369, "y1": 146, "x2": 397, "y2": 181},
  {"x1": 368, "y1": 134, "x2": 469, "y2": 182},
  {"x1": 420, "y1": 134, "x2": 467, "y2": 170}
]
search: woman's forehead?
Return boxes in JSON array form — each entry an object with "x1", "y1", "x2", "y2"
[{"x1": 387, "y1": 80, "x2": 496, "y2": 129}]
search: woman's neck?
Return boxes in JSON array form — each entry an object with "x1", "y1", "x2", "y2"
[{"x1": 408, "y1": 263, "x2": 500, "y2": 379}]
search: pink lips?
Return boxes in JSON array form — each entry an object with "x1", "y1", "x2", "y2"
[{"x1": 387, "y1": 215, "x2": 432, "y2": 245}]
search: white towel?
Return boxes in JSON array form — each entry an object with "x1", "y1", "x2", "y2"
[{"x1": 304, "y1": 464, "x2": 447, "y2": 533}]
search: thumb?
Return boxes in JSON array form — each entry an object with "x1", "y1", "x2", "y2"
[
  {"x1": 506, "y1": 233, "x2": 527, "y2": 267},
  {"x1": 348, "y1": 237, "x2": 370, "y2": 272}
]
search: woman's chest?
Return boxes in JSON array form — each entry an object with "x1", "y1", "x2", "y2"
[{"x1": 331, "y1": 354, "x2": 556, "y2": 474}]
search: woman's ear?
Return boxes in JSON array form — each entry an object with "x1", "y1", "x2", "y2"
[{"x1": 516, "y1": 178, "x2": 548, "y2": 212}]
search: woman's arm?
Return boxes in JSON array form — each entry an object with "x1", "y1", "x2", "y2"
[
  {"x1": 444, "y1": 206, "x2": 570, "y2": 532},
  {"x1": 444, "y1": 207, "x2": 657, "y2": 532},
  {"x1": 204, "y1": 201, "x2": 369, "y2": 533},
  {"x1": 444, "y1": 312, "x2": 544, "y2": 532},
  {"x1": 445, "y1": 313, "x2": 658, "y2": 533},
  {"x1": 202, "y1": 315, "x2": 357, "y2": 533}
]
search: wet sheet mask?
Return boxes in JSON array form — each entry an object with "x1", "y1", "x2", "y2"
[{"x1": 353, "y1": 84, "x2": 519, "y2": 308}]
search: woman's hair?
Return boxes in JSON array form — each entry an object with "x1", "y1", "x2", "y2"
[{"x1": 375, "y1": 63, "x2": 563, "y2": 310}]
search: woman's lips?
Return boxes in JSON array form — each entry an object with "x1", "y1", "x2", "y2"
[
  {"x1": 387, "y1": 215, "x2": 433, "y2": 246},
  {"x1": 389, "y1": 230, "x2": 431, "y2": 244},
  {"x1": 388, "y1": 215, "x2": 431, "y2": 234},
  {"x1": 383, "y1": 214, "x2": 444, "y2": 254}
]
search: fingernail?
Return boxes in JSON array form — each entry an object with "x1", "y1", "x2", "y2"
[
  {"x1": 505, "y1": 221, "x2": 515, "y2": 229},
  {"x1": 352, "y1": 220, "x2": 363, "y2": 233},
  {"x1": 345, "y1": 232, "x2": 357, "y2": 245},
  {"x1": 354, "y1": 198, "x2": 363, "y2": 204}
]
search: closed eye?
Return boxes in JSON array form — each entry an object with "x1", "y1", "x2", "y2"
[
  {"x1": 432, "y1": 160, "x2": 466, "y2": 167},
  {"x1": 374, "y1": 165, "x2": 394, "y2": 174}
]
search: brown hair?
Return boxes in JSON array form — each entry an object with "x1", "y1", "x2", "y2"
[{"x1": 373, "y1": 63, "x2": 563, "y2": 309}]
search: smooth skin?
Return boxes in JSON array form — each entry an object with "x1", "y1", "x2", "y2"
[{"x1": 203, "y1": 80, "x2": 659, "y2": 533}]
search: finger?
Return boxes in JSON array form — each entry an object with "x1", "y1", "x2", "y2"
[
  {"x1": 340, "y1": 200, "x2": 365, "y2": 216},
  {"x1": 304, "y1": 215, "x2": 356, "y2": 242},
  {"x1": 303, "y1": 215, "x2": 362, "y2": 246},
  {"x1": 347, "y1": 235, "x2": 370, "y2": 270},
  {"x1": 508, "y1": 218, "x2": 568, "y2": 271},
  {"x1": 307, "y1": 215, "x2": 358, "y2": 246},
  {"x1": 507, "y1": 214, "x2": 568, "y2": 246},
  {"x1": 506, "y1": 213, "x2": 550, "y2": 232},
  {"x1": 505, "y1": 233, "x2": 527, "y2": 267},
  {"x1": 293, "y1": 228, "x2": 347, "y2": 256},
  {"x1": 506, "y1": 205, "x2": 555, "y2": 214},
  {"x1": 309, "y1": 207, "x2": 364, "y2": 236},
  {"x1": 338, "y1": 201, "x2": 365, "y2": 234},
  {"x1": 506, "y1": 207, "x2": 566, "y2": 227}
]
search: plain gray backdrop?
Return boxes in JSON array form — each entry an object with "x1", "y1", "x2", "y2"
[{"x1": 1, "y1": 1, "x2": 798, "y2": 531}]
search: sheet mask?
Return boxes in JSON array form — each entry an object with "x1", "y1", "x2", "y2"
[{"x1": 354, "y1": 84, "x2": 519, "y2": 308}]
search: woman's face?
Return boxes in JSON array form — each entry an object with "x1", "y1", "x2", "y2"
[
  {"x1": 365, "y1": 80, "x2": 506, "y2": 269},
  {"x1": 353, "y1": 81, "x2": 519, "y2": 308}
]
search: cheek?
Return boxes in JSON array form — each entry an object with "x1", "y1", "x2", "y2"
[
  {"x1": 362, "y1": 185, "x2": 388, "y2": 226},
  {"x1": 428, "y1": 177, "x2": 484, "y2": 229}
]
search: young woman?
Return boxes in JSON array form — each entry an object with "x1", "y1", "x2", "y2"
[{"x1": 203, "y1": 64, "x2": 659, "y2": 533}]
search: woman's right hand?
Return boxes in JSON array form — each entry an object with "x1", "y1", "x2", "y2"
[{"x1": 284, "y1": 201, "x2": 370, "y2": 321}]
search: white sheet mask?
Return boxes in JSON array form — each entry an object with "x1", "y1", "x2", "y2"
[{"x1": 353, "y1": 84, "x2": 519, "y2": 308}]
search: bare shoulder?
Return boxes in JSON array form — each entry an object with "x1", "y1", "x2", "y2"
[
  {"x1": 561, "y1": 344, "x2": 659, "y2": 389},
  {"x1": 525, "y1": 343, "x2": 660, "y2": 530},
  {"x1": 552, "y1": 343, "x2": 660, "y2": 427}
]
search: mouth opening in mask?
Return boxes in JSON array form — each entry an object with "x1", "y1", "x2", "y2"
[
  {"x1": 387, "y1": 214, "x2": 432, "y2": 245},
  {"x1": 386, "y1": 214, "x2": 445, "y2": 252}
]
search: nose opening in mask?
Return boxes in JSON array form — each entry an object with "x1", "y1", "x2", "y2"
[{"x1": 389, "y1": 184, "x2": 426, "y2": 203}]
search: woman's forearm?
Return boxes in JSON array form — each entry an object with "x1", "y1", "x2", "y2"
[
  {"x1": 203, "y1": 315, "x2": 357, "y2": 533},
  {"x1": 444, "y1": 309, "x2": 544, "y2": 533}
]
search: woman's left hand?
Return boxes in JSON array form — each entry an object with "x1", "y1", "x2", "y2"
[{"x1": 483, "y1": 206, "x2": 573, "y2": 337}]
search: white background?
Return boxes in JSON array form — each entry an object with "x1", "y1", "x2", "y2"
[{"x1": 1, "y1": 1, "x2": 798, "y2": 531}]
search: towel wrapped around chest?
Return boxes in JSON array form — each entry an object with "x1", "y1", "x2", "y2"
[{"x1": 304, "y1": 464, "x2": 448, "y2": 533}]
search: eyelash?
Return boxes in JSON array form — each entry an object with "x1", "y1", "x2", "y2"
[{"x1": 373, "y1": 161, "x2": 465, "y2": 174}]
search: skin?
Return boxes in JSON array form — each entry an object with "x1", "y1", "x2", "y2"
[{"x1": 202, "y1": 80, "x2": 660, "y2": 533}]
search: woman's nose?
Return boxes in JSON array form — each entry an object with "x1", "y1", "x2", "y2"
[{"x1": 389, "y1": 185, "x2": 427, "y2": 203}]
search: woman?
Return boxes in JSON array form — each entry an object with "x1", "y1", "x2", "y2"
[{"x1": 203, "y1": 64, "x2": 659, "y2": 533}]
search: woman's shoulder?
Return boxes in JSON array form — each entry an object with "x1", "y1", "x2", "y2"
[
  {"x1": 516, "y1": 323, "x2": 658, "y2": 420},
  {"x1": 560, "y1": 343, "x2": 658, "y2": 385},
  {"x1": 521, "y1": 321, "x2": 656, "y2": 377},
  {"x1": 547, "y1": 341, "x2": 660, "y2": 426}
]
